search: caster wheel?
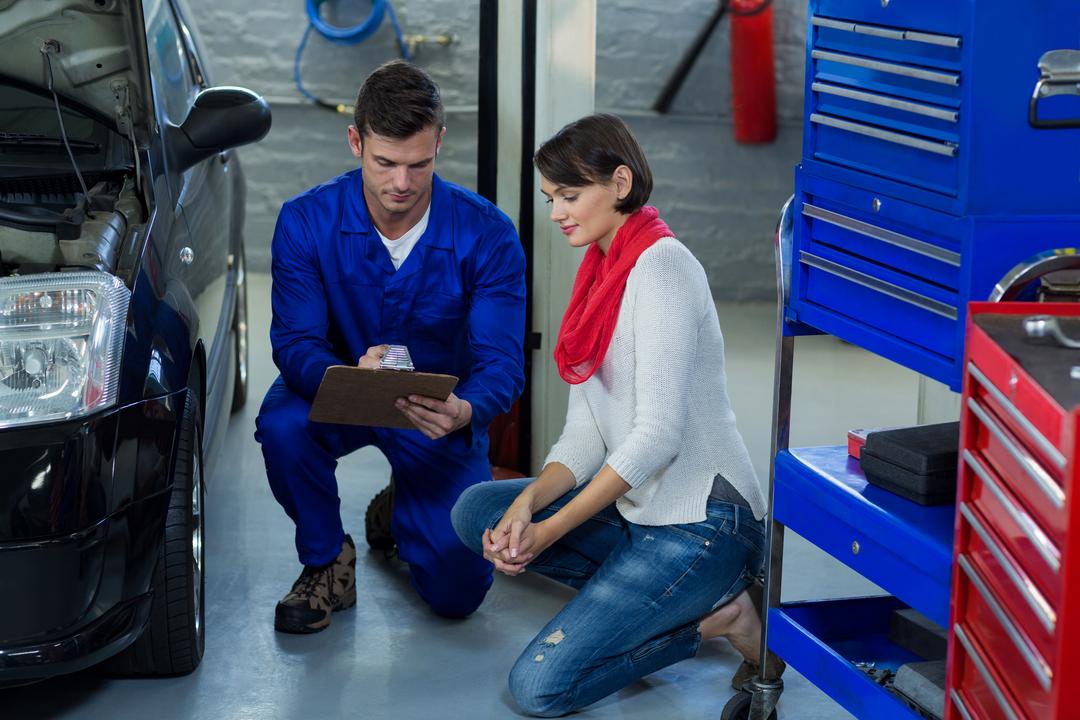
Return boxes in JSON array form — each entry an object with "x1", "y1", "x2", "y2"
[{"x1": 721, "y1": 691, "x2": 778, "y2": 720}]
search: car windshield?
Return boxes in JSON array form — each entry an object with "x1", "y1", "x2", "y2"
[{"x1": 0, "y1": 83, "x2": 130, "y2": 179}]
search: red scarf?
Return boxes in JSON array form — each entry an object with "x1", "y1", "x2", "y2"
[{"x1": 554, "y1": 206, "x2": 672, "y2": 384}]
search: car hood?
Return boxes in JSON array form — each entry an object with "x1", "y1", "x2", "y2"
[{"x1": 0, "y1": 0, "x2": 153, "y2": 132}]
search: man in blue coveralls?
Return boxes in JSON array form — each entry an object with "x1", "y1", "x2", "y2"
[{"x1": 255, "y1": 60, "x2": 526, "y2": 633}]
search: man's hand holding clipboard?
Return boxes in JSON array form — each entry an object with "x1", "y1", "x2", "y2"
[{"x1": 308, "y1": 345, "x2": 472, "y2": 439}]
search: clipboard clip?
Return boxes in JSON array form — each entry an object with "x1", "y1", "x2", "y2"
[{"x1": 379, "y1": 344, "x2": 415, "y2": 371}]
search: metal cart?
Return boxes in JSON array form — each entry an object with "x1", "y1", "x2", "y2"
[
  {"x1": 721, "y1": 2, "x2": 1080, "y2": 715},
  {"x1": 723, "y1": 205, "x2": 1080, "y2": 720}
]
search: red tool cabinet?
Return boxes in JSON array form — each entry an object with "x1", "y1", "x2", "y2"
[{"x1": 947, "y1": 302, "x2": 1080, "y2": 720}]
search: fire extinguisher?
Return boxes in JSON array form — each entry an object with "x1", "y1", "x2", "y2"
[
  {"x1": 652, "y1": 1, "x2": 777, "y2": 144},
  {"x1": 729, "y1": 0, "x2": 777, "y2": 143}
]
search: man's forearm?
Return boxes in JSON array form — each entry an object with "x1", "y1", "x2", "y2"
[{"x1": 275, "y1": 344, "x2": 341, "y2": 402}]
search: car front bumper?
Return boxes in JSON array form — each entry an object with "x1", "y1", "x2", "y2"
[{"x1": 0, "y1": 389, "x2": 186, "y2": 682}]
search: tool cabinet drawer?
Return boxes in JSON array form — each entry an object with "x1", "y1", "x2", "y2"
[
  {"x1": 811, "y1": 15, "x2": 962, "y2": 70},
  {"x1": 809, "y1": 110, "x2": 959, "y2": 196},
  {"x1": 954, "y1": 550, "x2": 1052, "y2": 719},
  {"x1": 949, "y1": 624, "x2": 1030, "y2": 720},
  {"x1": 965, "y1": 352, "x2": 1068, "y2": 471},
  {"x1": 957, "y1": 503, "x2": 1056, "y2": 666},
  {"x1": 811, "y1": 45, "x2": 961, "y2": 107},
  {"x1": 813, "y1": 0, "x2": 967, "y2": 37},
  {"x1": 961, "y1": 449, "x2": 1062, "y2": 605},
  {"x1": 799, "y1": 169, "x2": 964, "y2": 233},
  {"x1": 798, "y1": 247, "x2": 958, "y2": 358},
  {"x1": 966, "y1": 391, "x2": 1066, "y2": 547},
  {"x1": 800, "y1": 200, "x2": 960, "y2": 290},
  {"x1": 812, "y1": 80, "x2": 959, "y2": 139}
]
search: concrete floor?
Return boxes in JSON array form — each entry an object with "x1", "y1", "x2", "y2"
[{"x1": 5, "y1": 273, "x2": 935, "y2": 720}]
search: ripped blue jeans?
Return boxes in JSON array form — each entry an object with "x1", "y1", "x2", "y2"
[{"x1": 451, "y1": 479, "x2": 767, "y2": 717}]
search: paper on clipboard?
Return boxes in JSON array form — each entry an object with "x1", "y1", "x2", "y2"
[{"x1": 308, "y1": 365, "x2": 459, "y2": 429}]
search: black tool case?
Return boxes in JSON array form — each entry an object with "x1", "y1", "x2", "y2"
[{"x1": 860, "y1": 423, "x2": 960, "y2": 505}]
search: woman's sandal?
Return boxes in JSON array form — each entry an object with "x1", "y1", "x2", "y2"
[{"x1": 730, "y1": 580, "x2": 787, "y2": 691}]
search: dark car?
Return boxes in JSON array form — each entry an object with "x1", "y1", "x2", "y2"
[{"x1": 0, "y1": 0, "x2": 270, "y2": 684}]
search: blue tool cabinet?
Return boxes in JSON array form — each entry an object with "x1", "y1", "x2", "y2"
[
  {"x1": 736, "y1": 3, "x2": 1080, "y2": 719},
  {"x1": 787, "y1": 1, "x2": 1080, "y2": 391}
]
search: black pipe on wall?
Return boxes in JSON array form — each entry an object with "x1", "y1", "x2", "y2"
[
  {"x1": 519, "y1": 0, "x2": 538, "y2": 473},
  {"x1": 477, "y1": 0, "x2": 498, "y2": 203}
]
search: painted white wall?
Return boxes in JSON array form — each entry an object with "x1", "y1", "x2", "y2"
[
  {"x1": 917, "y1": 376, "x2": 961, "y2": 425},
  {"x1": 496, "y1": 1, "x2": 523, "y2": 229},
  {"x1": 529, "y1": 0, "x2": 596, "y2": 473}
]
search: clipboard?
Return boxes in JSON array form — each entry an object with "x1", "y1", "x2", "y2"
[{"x1": 308, "y1": 365, "x2": 459, "y2": 429}]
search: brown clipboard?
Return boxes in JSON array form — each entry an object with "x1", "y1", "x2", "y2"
[{"x1": 308, "y1": 365, "x2": 459, "y2": 429}]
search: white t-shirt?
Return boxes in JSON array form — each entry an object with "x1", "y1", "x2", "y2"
[{"x1": 376, "y1": 205, "x2": 431, "y2": 270}]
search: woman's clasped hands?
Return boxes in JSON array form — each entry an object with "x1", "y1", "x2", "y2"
[{"x1": 482, "y1": 497, "x2": 557, "y2": 577}]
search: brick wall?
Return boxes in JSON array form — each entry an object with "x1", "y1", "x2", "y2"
[{"x1": 185, "y1": 0, "x2": 807, "y2": 299}]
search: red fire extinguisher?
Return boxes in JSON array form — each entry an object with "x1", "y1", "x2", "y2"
[{"x1": 729, "y1": 0, "x2": 777, "y2": 144}]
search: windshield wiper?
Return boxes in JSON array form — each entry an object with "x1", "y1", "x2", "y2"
[{"x1": 0, "y1": 132, "x2": 101, "y2": 153}]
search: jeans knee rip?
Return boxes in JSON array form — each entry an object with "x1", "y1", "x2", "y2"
[
  {"x1": 542, "y1": 629, "x2": 566, "y2": 646},
  {"x1": 532, "y1": 628, "x2": 567, "y2": 662}
]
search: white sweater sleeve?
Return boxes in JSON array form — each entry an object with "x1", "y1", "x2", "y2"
[
  {"x1": 543, "y1": 382, "x2": 607, "y2": 485},
  {"x1": 605, "y1": 244, "x2": 705, "y2": 488}
]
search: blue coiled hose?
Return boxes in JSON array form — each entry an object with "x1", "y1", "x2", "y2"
[{"x1": 295, "y1": 0, "x2": 411, "y2": 110}]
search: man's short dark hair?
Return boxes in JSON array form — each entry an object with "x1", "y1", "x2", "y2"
[
  {"x1": 534, "y1": 113, "x2": 653, "y2": 214},
  {"x1": 353, "y1": 60, "x2": 445, "y2": 139}
]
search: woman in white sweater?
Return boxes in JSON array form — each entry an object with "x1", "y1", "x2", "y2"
[{"x1": 451, "y1": 113, "x2": 770, "y2": 717}]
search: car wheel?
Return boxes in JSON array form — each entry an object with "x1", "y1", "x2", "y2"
[
  {"x1": 106, "y1": 389, "x2": 206, "y2": 675},
  {"x1": 230, "y1": 247, "x2": 248, "y2": 413}
]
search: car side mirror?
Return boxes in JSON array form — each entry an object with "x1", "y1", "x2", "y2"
[{"x1": 168, "y1": 86, "x2": 272, "y2": 173}]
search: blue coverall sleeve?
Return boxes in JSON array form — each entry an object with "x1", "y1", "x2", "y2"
[
  {"x1": 268, "y1": 204, "x2": 343, "y2": 402},
  {"x1": 455, "y1": 220, "x2": 527, "y2": 441}
]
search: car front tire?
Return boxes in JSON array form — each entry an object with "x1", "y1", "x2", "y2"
[{"x1": 106, "y1": 389, "x2": 206, "y2": 676}]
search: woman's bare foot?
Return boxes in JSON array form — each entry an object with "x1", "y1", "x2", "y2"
[{"x1": 698, "y1": 589, "x2": 761, "y2": 662}]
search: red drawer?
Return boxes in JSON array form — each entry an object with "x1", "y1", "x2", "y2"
[
  {"x1": 954, "y1": 544, "x2": 1053, "y2": 719},
  {"x1": 967, "y1": 391, "x2": 1066, "y2": 547},
  {"x1": 961, "y1": 448, "x2": 1062, "y2": 604},
  {"x1": 965, "y1": 345, "x2": 1067, "y2": 461},
  {"x1": 957, "y1": 503, "x2": 1057, "y2": 666},
  {"x1": 949, "y1": 624, "x2": 1029, "y2": 720}
]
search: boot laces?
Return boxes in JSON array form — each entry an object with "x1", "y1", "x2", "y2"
[{"x1": 295, "y1": 564, "x2": 328, "y2": 595}]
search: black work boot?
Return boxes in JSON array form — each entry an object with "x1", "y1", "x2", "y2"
[
  {"x1": 364, "y1": 477, "x2": 397, "y2": 559},
  {"x1": 274, "y1": 535, "x2": 357, "y2": 634}
]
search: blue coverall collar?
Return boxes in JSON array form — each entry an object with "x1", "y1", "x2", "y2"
[{"x1": 341, "y1": 169, "x2": 453, "y2": 249}]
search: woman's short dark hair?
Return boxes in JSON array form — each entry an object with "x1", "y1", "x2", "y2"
[
  {"x1": 353, "y1": 60, "x2": 445, "y2": 139},
  {"x1": 534, "y1": 113, "x2": 653, "y2": 213}
]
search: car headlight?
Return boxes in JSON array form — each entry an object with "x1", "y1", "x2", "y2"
[{"x1": 0, "y1": 271, "x2": 129, "y2": 429}]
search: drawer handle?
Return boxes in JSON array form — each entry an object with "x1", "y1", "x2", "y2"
[
  {"x1": 802, "y1": 202, "x2": 961, "y2": 266},
  {"x1": 904, "y1": 30, "x2": 963, "y2": 49},
  {"x1": 810, "y1": 113, "x2": 959, "y2": 157},
  {"x1": 967, "y1": 395, "x2": 1065, "y2": 510},
  {"x1": 811, "y1": 16, "x2": 962, "y2": 48},
  {"x1": 812, "y1": 81, "x2": 959, "y2": 123},
  {"x1": 957, "y1": 553, "x2": 1052, "y2": 691},
  {"x1": 948, "y1": 690, "x2": 975, "y2": 720},
  {"x1": 959, "y1": 502, "x2": 1056, "y2": 635},
  {"x1": 952, "y1": 625, "x2": 1022, "y2": 720},
  {"x1": 811, "y1": 49, "x2": 961, "y2": 86},
  {"x1": 1030, "y1": 49, "x2": 1080, "y2": 129},
  {"x1": 963, "y1": 449, "x2": 1061, "y2": 574},
  {"x1": 799, "y1": 251, "x2": 958, "y2": 320},
  {"x1": 968, "y1": 362, "x2": 1068, "y2": 472}
]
